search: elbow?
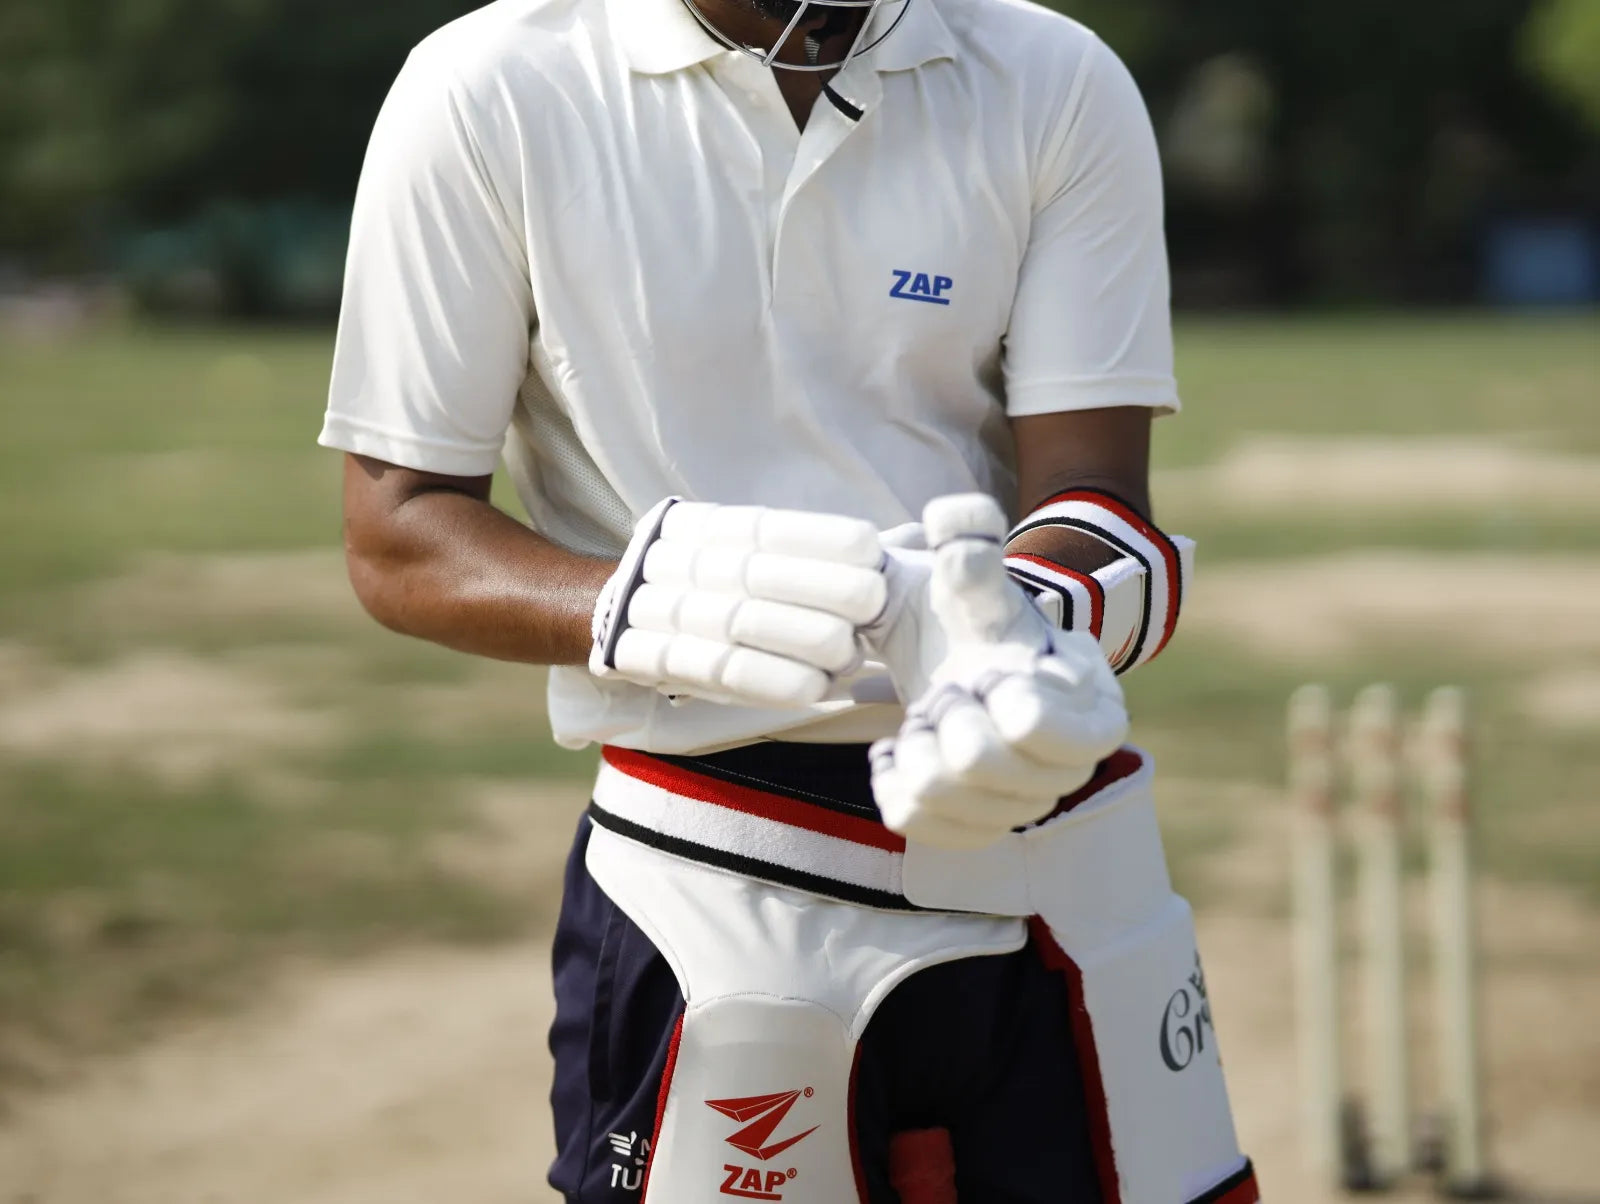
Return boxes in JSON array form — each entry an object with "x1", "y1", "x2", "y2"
[{"x1": 342, "y1": 536, "x2": 413, "y2": 637}]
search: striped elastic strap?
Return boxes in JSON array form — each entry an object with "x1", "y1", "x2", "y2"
[
  {"x1": 1006, "y1": 488, "x2": 1194, "y2": 674},
  {"x1": 588, "y1": 743, "x2": 1149, "y2": 913}
]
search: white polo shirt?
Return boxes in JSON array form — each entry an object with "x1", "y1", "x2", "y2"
[{"x1": 320, "y1": 0, "x2": 1178, "y2": 754}]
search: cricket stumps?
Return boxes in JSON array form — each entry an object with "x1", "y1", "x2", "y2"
[{"x1": 1288, "y1": 685, "x2": 1496, "y2": 1199}]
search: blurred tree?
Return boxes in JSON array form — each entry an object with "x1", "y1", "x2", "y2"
[
  {"x1": 0, "y1": 0, "x2": 472, "y2": 282},
  {"x1": 1071, "y1": 0, "x2": 1594, "y2": 303},
  {"x1": 0, "y1": 0, "x2": 1593, "y2": 308},
  {"x1": 0, "y1": 0, "x2": 264, "y2": 267},
  {"x1": 1524, "y1": 0, "x2": 1600, "y2": 129}
]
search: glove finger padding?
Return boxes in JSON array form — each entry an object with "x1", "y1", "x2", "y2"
[
  {"x1": 594, "y1": 498, "x2": 892, "y2": 708},
  {"x1": 627, "y1": 584, "x2": 859, "y2": 674},
  {"x1": 660, "y1": 502, "x2": 882, "y2": 566},
  {"x1": 869, "y1": 734, "x2": 1013, "y2": 851},
  {"x1": 983, "y1": 640, "x2": 1129, "y2": 768},
  {"x1": 921, "y1": 686, "x2": 1080, "y2": 808},
  {"x1": 643, "y1": 544, "x2": 886, "y2": 625},
  {"x1": 612, "y1": 628, "x2": 830, "y2": 707}
]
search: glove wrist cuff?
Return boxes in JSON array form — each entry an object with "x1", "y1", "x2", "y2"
[
  {"x1": 1005, "y1": 489, "x2": 1195, "y2": 675},
  {"x1": 590, "y1": 496, "x2": 681, "y2": 677}
]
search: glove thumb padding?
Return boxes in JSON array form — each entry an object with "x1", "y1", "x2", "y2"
[
  {"x1": 869, "y1": 495, "x2": 1133, "y2": 851},
  {"x1": 923, "y1": 494, "x2": 1048, "y2": 651},
  {"x1": 923, "y1": 493, "x2": 1007, "y2": 547}
]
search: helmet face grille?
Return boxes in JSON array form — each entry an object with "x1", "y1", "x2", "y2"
[{"x1": 678, "y1": 0, "x2": 912, "y2": 73}]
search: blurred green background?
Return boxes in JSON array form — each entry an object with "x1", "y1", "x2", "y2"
[
  {"x1": 0, "y1": 2, "x2": 1597, "y2": 1202},
  {"x1": 2, "y1": 0, "x2": 1598, "y2": 309}
]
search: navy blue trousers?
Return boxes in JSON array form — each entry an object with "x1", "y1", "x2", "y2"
[{"x1": 547, "y1": 813, "x2": 1105, "y2": 1203}]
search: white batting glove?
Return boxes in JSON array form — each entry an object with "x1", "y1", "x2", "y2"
[
  {"x1": 856, "y1": 522, "x2": 939, "y2": 702},
  {"x1": 862, "y1": 503, "x2": 1055, "y2": 703},
  {"x1": 591, "y1": 498, "x2": 887, "y2": 708},
  {"x1": 869, "y1": 495, "x2": 1130, "y2": 850}
]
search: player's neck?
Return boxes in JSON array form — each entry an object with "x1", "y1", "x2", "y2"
[{"x1": 688, "y1": 0, "x2": 864, "y2": 129}]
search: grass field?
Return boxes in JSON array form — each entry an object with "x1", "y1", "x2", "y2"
[{"x1": 0, "y1": 313, "x2": 1597, "y2": 1112}]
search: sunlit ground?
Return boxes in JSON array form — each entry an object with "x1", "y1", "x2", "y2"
[{"x1": 0, "y1": 314, "x2": 1596, "y2": 1200}]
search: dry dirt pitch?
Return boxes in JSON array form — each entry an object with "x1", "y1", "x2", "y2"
[
  {"x1": 0, "y1": 318, "x2": 1595, "y2": 1201},
  {"x1": 3, "y1": 553, "x2": 1598, "y2": 1203},
  {"x1": 1, "y1": 789, "x2": 1597, "y2": 1203}
]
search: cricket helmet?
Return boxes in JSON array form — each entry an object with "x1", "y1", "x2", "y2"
[{"x1": 678, "y1": 0, "x2": 913, "y2": 73}]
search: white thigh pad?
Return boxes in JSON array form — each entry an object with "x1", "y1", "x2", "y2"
[{"x1": 584, "y1": 825, "x2": 1024, "y2": 1203}]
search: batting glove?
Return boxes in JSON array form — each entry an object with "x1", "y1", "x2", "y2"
[
  {"x1": 869, "y1": 495, "x2": 1130, "y2": 850},
  {"x1": 856, "y1": 521, "x2": 940, "y2": 703},
  {"x1": 591, "y1": 498, "x2": 888, "y2": 708}
]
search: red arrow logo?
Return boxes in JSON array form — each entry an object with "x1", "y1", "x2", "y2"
[{"x1": 705, "y1": 1090, "x2": 819, "y2": 1161}]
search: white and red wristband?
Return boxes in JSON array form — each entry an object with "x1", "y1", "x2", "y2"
[{"x1": 1005, "y1": 489, "x2": 1195, "y2": 674}]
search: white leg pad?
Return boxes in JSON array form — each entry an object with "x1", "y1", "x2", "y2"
[
  {"x1": 1049, "y1": 898, "x2": 1250, "y2": 1203},
  {"x1": 657, "y1": 997, "x2": 859, "y2": 1203},
  {"x1": 584, "y1": 823, "x2": 1025, "y2": 1202},
  {"x1": 902, "y1": 750, "x2": 1258, "y2": 1204}
]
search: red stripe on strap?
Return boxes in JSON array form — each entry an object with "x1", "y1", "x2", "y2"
[
  {"x1": 1007, "y1": 552, "x2": 1106, "y2": 638},
  {"x1": 1030, "y1": 918, "x2": 1120, "y2": 1204},
  {"x1": 1044, "y1": 747, "x2": 1147, "y2": 823},
  {"x1": 1208, "y1": 1170, "x2": 1261, "y2": 1204},
  {"x1": 602, "y1": 746, "x2": 907, "y2": 853},
  {"x1": 1040, "y1": 490, "x2": 1184, "y2": 659},
  {"x1": 639, "y1": 1011, "x2": 685, "y2": 1202}
]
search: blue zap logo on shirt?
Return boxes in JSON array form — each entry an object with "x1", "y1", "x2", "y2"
[{"x1": 889, "y1": 269, "x2": 953, "y2": 306}]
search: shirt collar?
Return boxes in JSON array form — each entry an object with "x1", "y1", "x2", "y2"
[
  {"x1": 864, "y1": 0, "x2": 957, "y2": 73},
  {"x1": 608, "y1": 0, "x2": 726, "y2": 75},
  {"x1": 608, "y1": 0, "x2": 957, "y2": 76}
]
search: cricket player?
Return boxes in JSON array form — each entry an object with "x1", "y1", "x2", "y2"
[{"x1": 320, "y1": 0, "x2": 1260, "y2": 1197}]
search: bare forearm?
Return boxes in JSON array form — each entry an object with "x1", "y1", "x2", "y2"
[
  {"x1": 342, "y1": 455, "x2": 616, "y2": 666},
  {"x1": 1006, "y1": 523, "x2": 1123, "y2": 577},
  {"x1": 1007, "y1": 467, "x2": 1154, "y2": 578},
  {"x1": 1008, "y1": 406, "x2": 1156, "y2": 577}
]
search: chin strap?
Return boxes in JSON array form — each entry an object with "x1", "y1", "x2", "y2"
[{"x1": 804, "y1": 12, "x2": 865, "y2": 121}]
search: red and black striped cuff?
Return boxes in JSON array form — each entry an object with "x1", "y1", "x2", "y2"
[{"x1": 1007, "y1": 488, "x2": 1191, "y2": 673}]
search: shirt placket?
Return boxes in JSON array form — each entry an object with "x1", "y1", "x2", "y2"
[
  {"x1": 713, "y1": 55, "x2": 884, "y2": 287},
  {"x1": 710, "y1": 55, "x2": 800, "y2": 309},
  {"x1": 771, "y1": 62, "x2": 883, "y2": 298}
]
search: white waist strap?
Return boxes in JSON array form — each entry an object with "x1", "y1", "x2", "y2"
[{"x1": 589, "y1": 743, "x2": 1153, "y2": 914}]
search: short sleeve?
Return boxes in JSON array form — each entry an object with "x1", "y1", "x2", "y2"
[
  {"x1": 319, "y1": 49, "x2": 534, "y2": 477},
  {"x1": 1003, "y1": 36, "x2": 1179, "y2": 418}
]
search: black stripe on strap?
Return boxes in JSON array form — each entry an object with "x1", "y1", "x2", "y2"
[
  {"x1": 646, "y1": 743, "x2": 881, "y2": 821},
  {"x1": 1010, "y1": 515, "x2": 1155, "y2": 672},
  {"x1": 1055, "y1": 485, "x2": 1187, "y2": 630},
  {"x1": 1006, "y1": 562, "x2": 1078, "y2": 630},
  {"x1": 587, "y1": 801, "x2": 925, "y2": 913},
  {"x1": 1189, "y1": 1159, "x2": 1258, "y2": 1204}
]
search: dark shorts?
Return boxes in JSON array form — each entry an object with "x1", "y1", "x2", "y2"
[{"x1": 547, "y1": 767, "x2": 1107, "y2": 1202}]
